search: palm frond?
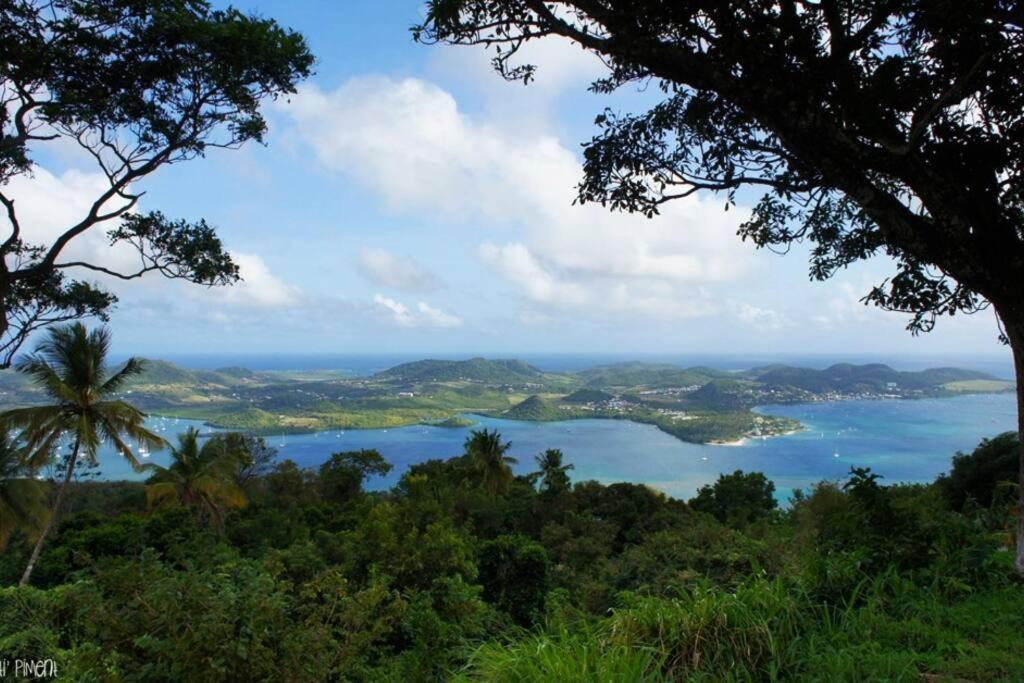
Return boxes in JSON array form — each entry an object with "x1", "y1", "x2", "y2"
[
  {"x1": 101, "y1": 357, "x2": 147, "y2": 395},
  {"x1": 199, "y1": 479, "x2": 247, "y2": 510},
  {"x1": 144, "y1": 481, "x2": 181, "y2": 510},
  {"x1": 0, "y1": 478, "x2": 50, "y2": 547},
  {"x1": 13, "y1": 359, "x2": 79, "y2": 405}
]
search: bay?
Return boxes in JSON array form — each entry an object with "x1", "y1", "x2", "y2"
[{"x1": 89, "y1": 392, "x2": 1017, "y2": 502}]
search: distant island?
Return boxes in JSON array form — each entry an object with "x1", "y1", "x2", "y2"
[{"x1": 0, "y1": 357, "x2": 1013, "y2": 445}]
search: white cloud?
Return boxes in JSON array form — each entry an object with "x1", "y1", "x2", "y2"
[
  {"x1": 358, "y1": 247, "x2": 443, "y2": 291},
  {"x1": 373, "y1": 294, "x2": 462, "y2": 329},
  {"x1": 479, "y1": 242, "x2": 587, "y2": 306},
  {"x1": 286, "y1": 77, "x2": 761, "y2": 321},
  {"x1": 212, "y1": 253, "x2": 303, "y2": 308},
  {"x1": 431, "y1": 35, "x2": 607, "y2": 99},
  {"x1": 2, "y1": 167, "x2": 140, "y2": 274},
  {"x1": 735, "y1": 303, "x2": 786, "y2": 331},
  {"x1": 417, "y1": 301, "x2": 463, "y2": 328},
  {"x1": 3, "y1": 166, "x2": 303, "y2": 312}
]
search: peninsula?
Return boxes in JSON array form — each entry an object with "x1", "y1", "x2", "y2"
[{"x1": 0, "y1": 358, "x2": 1012, "y2": 445}]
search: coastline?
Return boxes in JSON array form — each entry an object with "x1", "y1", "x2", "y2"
[{"x1": 707, "y1": 438, "x2": 748, "y2": 447}]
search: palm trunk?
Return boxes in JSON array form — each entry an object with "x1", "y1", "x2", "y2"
[
  {"x1": 1007, "y1": 321, "x2": 1024, "y2": 575},
  {"x1": 19, "y1": 439, "x2": 80, "y2": 587}
]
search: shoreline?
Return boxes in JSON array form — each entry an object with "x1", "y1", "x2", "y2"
[{"x1": 707, "y1": 438, "x2": 748, "y2": 447}]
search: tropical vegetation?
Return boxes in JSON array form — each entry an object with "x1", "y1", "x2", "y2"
[
  {"x1": 144, "y1": 429, "x2": 248, "y2": 529},
  {"x1": 0, "y1": 420, "x2": 1019, "y2": 680},
  {"x1": 0, "y1": 323, "x2": 165, "y2": 586}
]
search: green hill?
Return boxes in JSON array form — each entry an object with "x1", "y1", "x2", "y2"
[
  {"x1": 128, "y1": 359, "x2": 203, "y2": 385},
  {"x1": 213, "y1": 366, "x2": 258, "y2": 380},
  {"x1": 376, "y1": 357, "x2": 545, "y2": 384},
  {"x1": 750, "y1": 363, "x2": 1004, "y2": 393},
  {"x1": 123, "y1": 359, "x2": 255, "y2": 388},
  {"x1": 504, "y1": 395, "x2": 562, "y2": 420},
  {"x1": 578, "y1": 362, "x2": 724, "y2": 389},
  {"x1": 562, "y1": 388, "x2": 614, "y2": 404},
  {"x1": 689, "y1": 380, "x2": 749, "y2": 410}
]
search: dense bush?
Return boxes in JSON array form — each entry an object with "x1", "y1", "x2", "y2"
[
  {"x1": 689, "y1": 469, "x2": 777, "y2": 526},
  {"x1": 0, "y1": 434, "x2": 1020, "y2": 680},
  {"x1": 938, "y1": 431, "x2": 1019, "y2": 509}
]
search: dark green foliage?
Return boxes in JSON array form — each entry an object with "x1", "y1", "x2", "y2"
[
  {"x1": 939, "y1": 432, "x2": 1020, "y2": 509},
  {"x1": 143, "y1": 428, "x2": 249, "y2": 529},
  {"x1": 690, "y1": 470, "x2": 777, "y2": 527},
  {"x1": 534, "y1": 449, "x2": 573, "y2": 497},
  {"x1": 0, "y1": 428, "x2": 1019, "y2": 680},
  {"x1": 477, "y1": 534, "x2": 550, "y2": 626},
  {"x1": 319, "y1": 449, "x2": 393, "y2": 503},
  {"x1": 464, "y1": 429, "x2": 517, "y2": 496}
]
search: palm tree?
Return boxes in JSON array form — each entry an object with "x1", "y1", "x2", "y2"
[
  {"x1": 0, "y1": 433, "x2": 48, "y2": 552},
  {"x1": 144, "y1": 428, "x2": 247, "y2": 528},
  {"x1": 464, "y1": 428, "x2": 517, "y2": 495},
  {"x1": 0, "y1": 323, "x2": 165, "y2": 586},
  {"x1": 533, "y1": 448, "x2": 574, "y2": 496}
]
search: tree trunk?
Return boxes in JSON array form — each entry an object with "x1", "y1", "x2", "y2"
[
  {"x1": 1004, "y1": 319, "x2": 1024, "y2": 575},
  {"x1": 19, "y1": 439, "x2": 80, "y2": 587}
]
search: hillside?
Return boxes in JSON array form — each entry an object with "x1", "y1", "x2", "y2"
[
  {"x1": 123, "y1": 359, "x2": 259, "y2": 389},
  {"x1": 748, "y1": 363, "x2": 1007, "y2": 394},
  {"x1": 689, "y1": 379, "x2": 751, "y2": 410},
  {"x1": 577, "y1": 362, "x2": 725, "y2": 389},
  {"x1": 503, "y1": 395, "x2": 562, "y2": 420},
  {"x1": 375, "y1": 357, "x2": 545, "y2": 384},
  {"x1": 562, "y1": 388, "x2": 615, "y2": 404}
]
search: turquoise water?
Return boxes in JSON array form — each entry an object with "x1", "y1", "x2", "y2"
[{"x1": 90, "y1": 393, "x2": 1017, "y2": 501}]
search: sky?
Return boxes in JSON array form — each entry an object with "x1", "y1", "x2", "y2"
[{"x1": 10, "y1": 1, "x2": 1013, "y2": 361}]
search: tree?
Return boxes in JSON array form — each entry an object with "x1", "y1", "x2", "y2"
[
  {"x1": 0, "y1": 322, "x2": 164, "y2": 585},
  {"x1": 0, "y1": 431, "x2": 47, "y2": 551},
  {"x1": 318, "y1": 449, "x2": 393, "y2": 503},
  {"x1": 533, "y1": 448, "x2": 574, "y2": 496},
  {"x1": 0, "y1": 1, "x2": 314, "y2": 366},
  {"x1": 477, "y1": 534, "x2": 550, "y2": 626},
  {"x1": 939, "y1": 432, "x2": 1019, "y2": 510},
  {"x1": 416, "y1": 1, "x2": 1024, "y2": 571},
  {"x1": 690, "y1": 470, "x2": 777, "y2": 527},
  {"x1": 144, "y1": 428, "x2": 247, "y2": 529},
  {"x1": 231, "y1": 434, "x2": 279, "y2": 487},
  {"x1": 464, "y1": 429, "x2": 517, "y2": 496}
]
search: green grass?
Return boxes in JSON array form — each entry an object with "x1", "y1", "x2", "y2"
[
  {"x1": 454, "y1": 578, "x2": 1024, "y2": 682},
  {"x1": 943, "y1": 379, "x2": 1015, "y2": 393}
]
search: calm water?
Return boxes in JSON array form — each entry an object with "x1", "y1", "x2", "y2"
[{"x1": 91, "y1": 393, "x2": 1017, "y2": 502}]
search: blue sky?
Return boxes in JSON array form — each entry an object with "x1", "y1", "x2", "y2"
[{"x1": 15, "y1": 1, "x2": 1011, "y2": 360}]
